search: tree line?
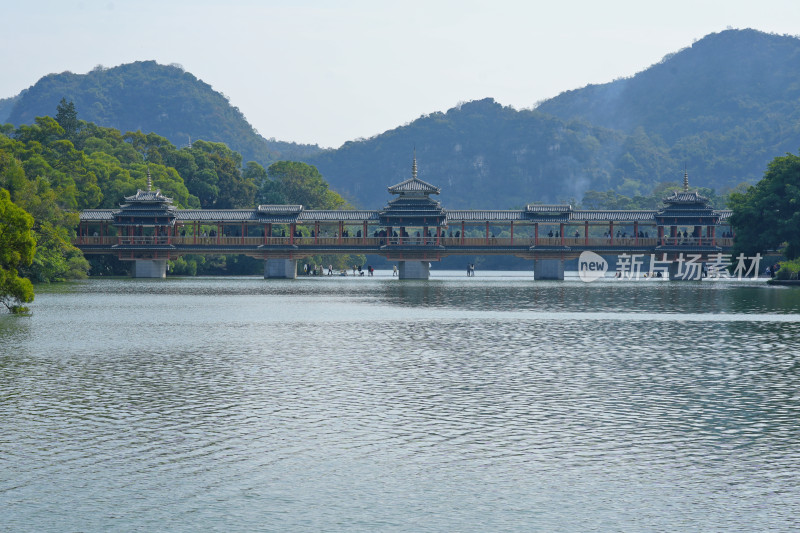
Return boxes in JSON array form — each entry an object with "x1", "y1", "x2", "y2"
[{"x1": 0, "y1": 101, "x2": 360, "y2": 311}]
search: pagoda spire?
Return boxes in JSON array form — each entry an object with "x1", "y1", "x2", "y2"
[
  {"x1": 683, "y1": 167, "x2": 689, "y2": 192},
  {"x1": 412, "y1": 148, "x2": 418, "y2": 180},
  {"x1": 147, "y1": 165, "x2": 153, "y2": 192}
]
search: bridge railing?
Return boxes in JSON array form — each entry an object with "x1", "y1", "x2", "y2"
[
  {"x1": 74, "y1": 236, "x2": 117, "y2": 245},
  {"x1": 73, "y1": 235, "x2": 735, "y2": 249}
]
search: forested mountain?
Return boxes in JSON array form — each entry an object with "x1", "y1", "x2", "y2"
[
  {"x1": 308, "y1": 29, "x2": 800, "y2": 208},
  {"x1": 0, "y1": 95, "x2": 18, "y2": 124},
  {"x1": 536, "y1": 29, "x2": 800, "y2": 191},
  {"x1": 307, "y1": 98, "x2": 631, "y2": 208},
  {"x1": 3, "y1": 29, "x2": 799, "y2": 210},
  {"x1": 1, "y1": 61, "x2": 323, "y2": 165}
]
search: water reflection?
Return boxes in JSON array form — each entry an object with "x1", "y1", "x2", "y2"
[{"x1": 1, "y1": 277, "x2": 799, "y2": 531}]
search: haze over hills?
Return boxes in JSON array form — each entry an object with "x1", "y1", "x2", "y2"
[
  {"x1": 536, "y1": 28, "x2": 800, "y2": 187},
  {"x1": 2, "y1": 29, "x2": 799, "y2": 209},
  {"x1": 307, "y1": 29, "x2": 800, "y2": 208}
]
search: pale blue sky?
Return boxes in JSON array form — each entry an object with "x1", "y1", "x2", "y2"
[{"x1": 3, "y1": 0, "x2": 800, "y2": 147}]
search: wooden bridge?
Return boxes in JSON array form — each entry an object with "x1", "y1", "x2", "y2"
[{"x1": 75, "y1": 160, "x2": 734, "y2": 279}]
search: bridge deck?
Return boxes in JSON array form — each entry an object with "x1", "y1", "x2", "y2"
[{"x1": 74, "y1": 235, "x2": 734, "y2": 259}]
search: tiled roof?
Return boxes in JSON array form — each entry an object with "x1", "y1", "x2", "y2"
[
  {"x1": 387, "y1": 177, "x2": 440, "y2": 195},
  {"x1": 571, "y1": 210, "x2": 658, "y2": 221},
  {"x1": 80, "y1": 209, "x2": 116, "y2": 221},
  {"x1": 446, "y1": 210, "x2": 527, "y2": 222},
  {"x1": 113, "y1": 221, "x2": 177, "y2": 227},
  {"x1": 122, "y1": 190, "x2": 173, "y2": 203},
  {"x1": 656, "y1": 208, "x2": 718, "y2": 218},
  {"x1": 257, "y1": 204, "x2": 303, "y2": 214},
  {"x1": 176, "y1": 210, "x2": 261, "y2": 222},
  {"x1": 114, "y1": 210, "x2": 178, "y2": 218},
  {"x1": 527, "y1": 204, "x2": 572, "y2": 213},
  {"x1": 662, "y1": 191, "x2": 710, "y2": 205},
  {"x1": 299, "y1": 210, "x2": 379, "y2": 222}
]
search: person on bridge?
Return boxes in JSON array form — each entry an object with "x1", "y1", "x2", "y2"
[
  {"x1": 327, "y1": 264, "x2": 333, "y2": 276},
  {"x1": 393, "y1": 265, "x2": 398, "y2": 276}
]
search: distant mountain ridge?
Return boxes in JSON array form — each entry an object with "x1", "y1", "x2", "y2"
[
  {"x1": 306, "y1": 29, "x2": 800, "y2": 207},
  {"x1": 3, "y1": 29, "x2": 800, "y2": 209}
]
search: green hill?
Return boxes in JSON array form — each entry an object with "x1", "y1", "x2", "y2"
[
  {"x1": 306, "y1": 98, "x2": 632, "y2": 208},
  {"x1": 536, "y1": 29, "x2": 800, "y2": 189},
  {"x1": 307, "y1": 29, "x2": 800, "y2": 208},
  {"x1": 4, "y1": 29, "x2": 800, "y2": 210},
  {"x1": 2, "y1": 61, "x2": 322, "y2": 165}
]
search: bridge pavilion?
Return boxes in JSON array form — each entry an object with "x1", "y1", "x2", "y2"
[{"x1": 75, "y1": 161, "x2": 733, "y2": 279}]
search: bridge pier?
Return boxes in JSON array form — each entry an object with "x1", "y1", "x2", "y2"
[
  {"x1": 533, "y1": 259, "x2": 565, "y2": 280},
  {"x1": 398, "y1": 260, "x2": 430, "y2": 280},
  {"x1": 264, "y1": 259, "x2": 297, "y2": 279},
  {"x1": 131, "y1": 259, "x2": 167, "y2": 278}
]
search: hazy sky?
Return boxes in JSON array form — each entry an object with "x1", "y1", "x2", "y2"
[{"x1": 3, "y1": 0, "x2": 799, "y2": 147}]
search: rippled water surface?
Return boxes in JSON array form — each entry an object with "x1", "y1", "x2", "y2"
[{"x1": 2, "y1": 273, "x2": 800, "y2": 532}]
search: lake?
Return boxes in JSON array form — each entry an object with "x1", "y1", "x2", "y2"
[{"x1": 2, "y1": 272, "x2": 799, "y2": 532}]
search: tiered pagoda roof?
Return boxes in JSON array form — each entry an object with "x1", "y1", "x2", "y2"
[
  {"x1": 379, "y1": 156, "x2": 447, "y2": 227},
  {"x1": 655, "y1": 172, "x2": 719, "y2": 225},
  {"x1": 387, "y1": 176, "x2": 441, "y2": 195},
  {"x1": 113, "y1": 186, "x2": 177, "y2": 227}
]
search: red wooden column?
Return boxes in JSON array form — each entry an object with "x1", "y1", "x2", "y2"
[
  {"x1": 560, "y1": 223, "x2": 565, "y2": 246},
  {"x1": 634, "y1": 221, "x2": 639, "y2": 246},
  {"x1": 609, "y1": 221, "x2": 614, "y2": 245},
  {"x1": 711, "y1": 225, "x2": 716, "y2": 246},
  {"x1": 290, "y1": 223, "x2": 296, "y2": 245},
  {"x1": 585, "y1": 221, "x2": 589, "y2": 246},
  {"x1": 241, "y1": 223, "x2": 245, "y2": 244},
  {"x1": 436, "y1": 226, "x2": 441, "y2": 246},
  {"x1": 510, "y1": 221, "x2": 514, "y2": 245},
  {"x1": 338, "y1": 221, "x2": 343, "y2": 244},
  {"x1": 485, "y1": 221, "x2": 489, "y2": 245},
  {"x1": 216, "y1": 224, "x2": 221, "y2": 245},
  {"x1": 264, "y1": 224, "x2": 269, "y2": 244},
  {"x1": 363, "y1": 221, "x2": 367, "y2": 244},
  {"x1": 658, "y1": 226, "x2": 664, "y2": 245},
  {"x1": 461, "y1": 221, "x2": 465, "y2": 245},
  {"x1": 193, "y1": 222, "x2": 197, "y2": 245},
  {"x1": 672, "y1": 226, "x2": 678, "y2": 245},
  {"x1": 534, "y1": 223, "x2": 539, "y2": 246}
]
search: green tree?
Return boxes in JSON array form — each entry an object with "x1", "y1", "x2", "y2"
[
  {"x1": 729, "y1": 151, "x2": 800, "y2": 259},
  {"x1": 0, "y1": 189, "x2": 36, "y2": 313},
  {"x1": 55, "y1": 98, "x2": 79, "y2": 140},
  {"x1": 267, "y1": 161, "x2": 348, "y2": 209}
]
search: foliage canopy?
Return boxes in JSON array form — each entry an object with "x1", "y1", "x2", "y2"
[
  {"x1": 729, "y1": 151, "x2": 800, "y2": 259},
  {"x1": 0, "y1": 188, "x2": 36, "y2": 313}
]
